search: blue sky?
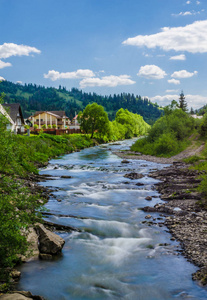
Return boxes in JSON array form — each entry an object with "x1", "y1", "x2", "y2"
[{"x1": 0, "y1": 0, "x2": 207, "y2": 109}]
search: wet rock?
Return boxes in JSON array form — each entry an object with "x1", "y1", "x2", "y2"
[
  {"x1": 145, "y1": 196, "x2": 152, "y2": 201},
  {"x1": 60, "y1": 175, "x2": 72, "y2": 179},
  {"x1": 192, "y1": 267, "x2": 207, "y2": 286},
  {"x1": 145, "y1": 215, "x2": 152, "y2": 219},
  {"x1": 39, "y1": 253, "x2": 53, "y2": 260},
  {"x1": 124, "y1": 172, "x2": 144, "y2": 180},
  {"x1": 10, "y1": 269, "x2": 21, "y2": 281},
  {"x1": 35, "y1": 223, "x2": 65, "y2": 255},
  {"x1": 121, "y1": 160, "x2": 130, "y2": 164},
  {"x1": 0, "y1": 291, "x2": 45, "y2": 300},
  {"x1": 136, "y1": 182, "x2": 144, "y2": 186}
]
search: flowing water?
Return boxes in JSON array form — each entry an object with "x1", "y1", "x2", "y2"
[{"x1": 18, "y1": 139, "x2": 207, "y2": 300}]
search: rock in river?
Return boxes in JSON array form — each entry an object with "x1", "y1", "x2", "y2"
[
  {"x1": 124, "y1": 172, "x2": 144, "y2": 180},
  {"x1": 35, "y1": 223, "x2": 65, "y2": 255}
]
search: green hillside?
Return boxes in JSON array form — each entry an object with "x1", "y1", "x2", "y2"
[{"x1": 0, "y1": 81, "x2": 163, "y2": 124}]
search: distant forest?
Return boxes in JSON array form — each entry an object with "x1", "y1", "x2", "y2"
[{"x1": 0, "y1": 81, "x2": 163, "y2": 124}]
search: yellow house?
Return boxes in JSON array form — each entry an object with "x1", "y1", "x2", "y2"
[{"x1": 29, "y1": 111, "x2": 70, "y2": 129}]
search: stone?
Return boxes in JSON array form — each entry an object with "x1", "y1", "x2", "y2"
[
  {"x1": 10, "y1": 269, "x2": 21, "y2": 280},
  {"x1": 124, "y1": 172, "x2": 144, "y2": 180},
  {"x1": 0, "y1": 294, "x2": 30, "y2": 300},
  {"x1": 21, "y1": 227, "x2": 39, "y2": 262},
  {"x1": 0, "y1": 291, "x2": 45, "y2": 300},
  {"x1": 145, "y1": 196, "x2": 152, "y2": 201},
  {"x1": 121, "y1": 160, "x2": 130, "y2": 164},
  {"x1": 39, "y1": 253, "x2": 53, "y2": 260},
  {"x1": 35, "y1": 223, "x2": 65, "y2": 255},
  {"x1": 145, "y1": 215, "x2": 152, "y2": 219},
  {"x1": 60, "y1": 175, "x2": 72, "y2": 179},
  {"x1": 136, "y1": 182, "x2": 144, "y2": 186}
]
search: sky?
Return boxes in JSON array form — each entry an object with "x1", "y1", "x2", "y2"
[{"x1": 0, "y1": 0, "x2": 207, "y2": 109}]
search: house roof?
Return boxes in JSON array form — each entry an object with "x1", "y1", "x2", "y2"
[
  {"x1": 2, "y1": 103, "x2": 24, "y2": 124},
  {"x1": 0, "y1": 104, "x2": 14, "y2": 124},
  {"x1": 33, "y1": 111, "x2": 68, "y2": 118}
]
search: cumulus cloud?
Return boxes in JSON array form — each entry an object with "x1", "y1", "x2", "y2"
[
  {"x1": 171, "y1": 70, "x2": 198, "y2": 78},
  {"x1": 150, "y1": 94, "x2": 178, "y2": 105},
  {"x1": 137, "y1": 65, "x2": 166, "y2": 79},
  {"x1": 0, "y1": 76, "x2": 5, "y2": 81},
  {"x1": 170, "y1": 54, "x2": 186, "y2": 61},
  {"x1": 186, "y1": 94, "x2": 207, "y2": 109},
  {"x1": 16, "y1": 81, "x2": 23, "y2": 84},
  {"x1": 44, "y1": 69, "x2": 95, "y2": 81},
  {"x1": 168, "y1": 79, "x2": 181, "y2": 85},
  {"x1": 186, "y1": 1, "x2": 191, "y2": 4},
  {"x1": 0, "y1": 60, "x2": 12, "y2": 69},
  {"x1": 149, "y1": 93, "x2": 207, "y2": 109},
  {"x1": 79, "y1": 75, "x2": 136, "y2": 88},
  {"x1": 122, "y1": 20, "x2": 207, "y2": 53},
  {"x1": 0, "y1": 43, "x2": 41, "y2": 59}
]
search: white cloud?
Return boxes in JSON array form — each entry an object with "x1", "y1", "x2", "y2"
[
  {"x1": 186, "y1": 94, "x2": 207, "y2": 109},
  {"x1": 137, "y1": 65, "x2": 166, "y2": 79},
  {"x1": 186, "y1": 1, "x2": 191, "y2": 4},
  {"x1": 79, "y1": 75, "x2": 136, "y2": 88},
  {"x1": 197, "y1": 1, "x2": 200, "y2": 5},
  {"x1": 44, "y1": 69, "x2": 95, "y2": 81},
  {"x1": 171, "y1": 70, "x2": 198, "y2": 78},
  {"x1": 0, "y1": 43, "x2": 41, "y2": 59},
  {"x1": 170, "y1": 54, "x2": 186, "y2": 61},
  {"x1": 149, "y1": 93, "x2": 207, "y2": 109},
  {"x1": 122, "y1": 20, "x2": 207, "y2": 53},
  {"x1": 168, "y1": 79, "x2": 181, "y2": 85},
  {"x1": 16, "y1": 81, "x2": 23, "y2": 84},
  {"x1": 172, "y1": 10, "x2": 202, "y2": 17},
  {"x1": 0, "y1": 76, "x2": 5, "y2": 81},
  {"x1": 172, "y1": 11, "x2": 192, "y2": 16},
  {"x1": 150, "y1": 94, "x2": 178, "y2": 105},
  {"x1": 166, "y1": 89, "x2": 179, "y2": 93},
  {"x1": 0, "y1": 60, "x2": 12, "y2": 69}
]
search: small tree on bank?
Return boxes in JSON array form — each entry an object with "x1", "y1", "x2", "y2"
[
  {"x1": 78, "y1": 103, "x2": 110, "y2": 139},
  {"x1": 178, "y1": 91, "x2": 188, "y2": 112}
]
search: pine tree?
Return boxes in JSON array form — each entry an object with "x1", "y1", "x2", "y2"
[{"x1": 178, "y1": 91, "x2": 188, "y2": 112}]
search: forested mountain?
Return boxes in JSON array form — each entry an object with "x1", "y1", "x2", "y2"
[{"x1": 0, "y1": 81, "x2": 163, "y2": 124}]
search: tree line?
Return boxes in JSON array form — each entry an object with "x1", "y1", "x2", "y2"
[{"x1": 0, "y1": 80, "x2": 163, "y2": 124}]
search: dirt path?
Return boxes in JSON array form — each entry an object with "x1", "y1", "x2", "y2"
[{"x1": 113, "y1": 141, "x2": 205, "y2": 164}]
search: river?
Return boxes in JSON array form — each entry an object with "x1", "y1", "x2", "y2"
[{"x1": 17, "y1": 139, "x2": 207, "y2": 300}]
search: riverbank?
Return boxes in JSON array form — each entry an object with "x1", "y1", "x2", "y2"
[
  {"x1": 113, "y1": 140, "x2": 205, "y2": 164},
  {"x1": 115, "y1": 147, "x2": 207, "y2": 286}
]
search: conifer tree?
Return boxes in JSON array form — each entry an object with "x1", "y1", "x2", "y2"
[{"x1": 178, "y1": 91, "x2": 188, "y2": 112}]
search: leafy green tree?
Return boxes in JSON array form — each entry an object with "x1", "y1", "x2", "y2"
[
  {"x1": 131, "y1": 107, "x2": 194, "y2": 156},
  {"x1": 78, "y1": 103, "x2": 110, "y2": 139}
]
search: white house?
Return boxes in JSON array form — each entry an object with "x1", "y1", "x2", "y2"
[
  {"x1": 0, "y1": 103, "x2": 15, "y2": 130},
  {"x1": 2, "y1": 103, "x2": 25, "y2": 133}
]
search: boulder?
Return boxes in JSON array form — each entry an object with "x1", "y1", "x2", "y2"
[
  {"x1": 121, "y1": 160, "x2": 130, "y2": 164},
  {"x1": 0, "y1": 291, "x2": 45, "y2": 300},
  {"x1": 0, "y1": 293, "x2": 30, "y2": 300},
  {"x1": 145, "y1": 196, "x2": 152, "y2": 201},
  {"x1": 124, "y1": 172, "x2": 144, "y2": 180},
  {"x1": 20, "y1": 227, "x2": 39, "y2": 262},
  {"x1": 35, "y1": 223, "x2": 65, "y2": 255}
]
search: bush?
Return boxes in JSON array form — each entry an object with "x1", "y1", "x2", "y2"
[{"x1": 131, "y1": 107, "x2": 195, "y2": 157}]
